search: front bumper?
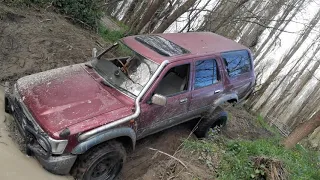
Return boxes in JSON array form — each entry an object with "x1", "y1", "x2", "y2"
[{"x1": 5, "y1": 94, "x2": 77, "y2": 175}]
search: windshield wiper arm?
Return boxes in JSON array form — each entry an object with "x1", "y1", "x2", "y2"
[{"x1": 97, "y1": 43, "x2": 118, "y2": 59}]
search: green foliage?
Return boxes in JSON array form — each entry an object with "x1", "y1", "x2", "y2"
[
  {"x1": 53, "y1": 0, "x2": 103, "y2": 28},
  {"x1": 4, "y1": 0, "x2": 103, "y2": 28},
  {"x1": 183, "y1": 137, "x2": 320, "y2": 180},
  {"x1": 2, "y1": 0, "x2": 47, "y2": 6},
  {"x1": 256, "y1": 114, "x2": 282, "y2": 137},
  {"x1": 98, "y1": 23, "x2": 125, "y2": 42}
]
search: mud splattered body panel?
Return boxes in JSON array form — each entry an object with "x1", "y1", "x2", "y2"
[{"x1": 16, "y1": 64, "x2": 134, "y2": 139}]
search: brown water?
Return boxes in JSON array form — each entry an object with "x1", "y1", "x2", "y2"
[{"x1": 0, "y1": 87, "x2": 72, "y2": 180}]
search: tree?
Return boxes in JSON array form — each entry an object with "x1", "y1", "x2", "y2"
[
  {"x1": 122, "y1": 0, "x2": 142, "y2": 23},
  {"x1": 254, "y1": 0, "x2": 304, "y2": 58},
  {"x1": 247, "y1": 9, "x2": 320, "y2": 109},
  {"x1": 153, "y1": 0, "x2": 197, "y2": 33},
  {"x1": 254, "y1": 0, "x2": 306, "y2": 66},
  {"x1": 127, "y1": 0, "x2": 148, "y2": 28},
  {"x1": 131, "y1": 0, "x2": 163, "y2": 34},
  {"x1": 265, "y1": 40, "x2": 320, "y2": 119},
  {"x1": 283, "y1": 110, "x2": 320, "y2": 149}
]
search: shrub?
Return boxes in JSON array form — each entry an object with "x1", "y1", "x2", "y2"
[
  {"x1": 53, "y1": 0, "x2": 103, "y2": 28},
  {"x1": 4, "y1": 0, "x2": 104, "y2": 28},
  {"x1": 98, "y1": 23, "x2": 125, "y2": 42}
]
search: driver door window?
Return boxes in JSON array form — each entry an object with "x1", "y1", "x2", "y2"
[
  {"x1": 154, "y1": 64, "x2": 189, "y2": 96},
  {"x1": 137, "y1": 63, "x2": 191, "y2": 138}
]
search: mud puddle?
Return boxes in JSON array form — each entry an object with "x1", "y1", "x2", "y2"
[{"x1": 0, "y1": 87, "x2": 73, "y2": 180}]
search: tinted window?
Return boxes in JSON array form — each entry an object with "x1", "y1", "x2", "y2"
[
  {"x1": 221, "y1": 50, "x2": 251, "y2": 78},
  {"x1": 194, "y1": 59, "x2": 219, "y2": 89},
  {"x1": 135, "y1": 35, "x2": 189, "y2": 56}
]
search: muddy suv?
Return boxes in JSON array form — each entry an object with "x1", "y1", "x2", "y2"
[{"x1": 5, "y1": 32, "x2": 255, "y2": 180}]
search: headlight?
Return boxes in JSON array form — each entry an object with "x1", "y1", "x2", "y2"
[{"x1": 37, "y1": 137, "x2": 68, "y2": 154}]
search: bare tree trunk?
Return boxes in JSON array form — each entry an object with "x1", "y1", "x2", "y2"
[
  {"x1": 122, "y1": 0, "x2": 141, "y2": 23},
  {"x1": 283, "y1": 110, "x2": 320, "y2": 149},
  {"x1": 254, "y1": 0, "x2": 305, "y2": 66},
  {"x1": 212, "y1": 0, "x2": 250, "y2": 33},
  {"x1": 228, "y1": 0, "x2": 262, "y2": 40},
  {"x1": 179, "y1": 0, "x2": 206, "y2": 32},
  {"x1": 266, "y1": 40, "x2": 320, "y2": 118},
  {"x1": 127, "y1": 0, "x2": 148, "y2": 27},
  {"x1": 289, "y1": 83, "x2": 320, "y2": 129},
  {"x1": 131, "y1": 0, "x2": 163, "y2": 34},
  {"x1": 114, "y1": 0, "x2": 127, "y2": 19},
  {"x1": 106, "y1": 0, "x2": 123, "y2": 16},
  {"x1": 153, "y1": 0, "x2": 197, "y2": 33},
  {"x1": 255, "y1": 0, "x2": 302, "y2": 57},
  {"x1": 142, "y1": 0, "x2": 170, "y2": 33},
  {"x1": 256, "y1": 54, "x2": 302, "y2": 112},
  {"x1": 247, "y1": 9, "x2": 320, "y2": 109},
  {"x1": 284, "y1": 59, "x2": 320, "y2": 126}
]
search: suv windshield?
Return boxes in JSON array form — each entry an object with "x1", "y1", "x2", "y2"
[{"x1": 92, "y1": 42, "x2": 159, "y2": 97}]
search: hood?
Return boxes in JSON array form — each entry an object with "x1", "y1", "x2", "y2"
[{"x1": 16, "y1": 64, "x2": 127, "y2": 134}]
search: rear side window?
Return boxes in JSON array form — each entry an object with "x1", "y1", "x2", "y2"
[
  {"x1": 194, "y1": 59, "x2": 219, "y2": 89},
  {"x1": 221, "y1": 50, "x2": 251, "y2": 78}
]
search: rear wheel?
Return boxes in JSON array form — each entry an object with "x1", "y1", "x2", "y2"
[
  {"x1": 194, "y1": 106, "x2": 228, "y2": 138},
  {"x1": 72, "y1": 141, "x2": 126, "y2": 180}
]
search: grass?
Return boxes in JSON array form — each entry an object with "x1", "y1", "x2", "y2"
[
  {"x1": 98, "y1": 23, "x2": 126, "y2": 42},
  {"x1": 183, "y1": 136, "x2": 320, "y2": 180},
  {"x1": 256, "y1": 114, "x2": 281, "y2": 137}
]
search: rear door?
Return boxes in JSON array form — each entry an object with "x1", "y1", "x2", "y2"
[
  {"x1": 221, "y1": 50, "x2": 255, "y2": 99},
  {"x1": 189, "y1": 56, "x2": 224, "y2": 112}
]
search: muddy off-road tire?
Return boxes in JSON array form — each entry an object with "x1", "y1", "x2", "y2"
[
  {"x1": 72, "y1": 141, "x2": 126, "y2": 180},
  {"x1": 194, "y1": 106, "x2": 228, "y2": 138}
]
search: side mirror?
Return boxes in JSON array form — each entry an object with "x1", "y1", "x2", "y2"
[{"x1": 151, "y1": 94, "x2": 167, "y2": 106}]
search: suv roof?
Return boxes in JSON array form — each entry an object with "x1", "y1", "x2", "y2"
[{"x1": 122, "y1": 32, "x2": 249, "y2": 64}]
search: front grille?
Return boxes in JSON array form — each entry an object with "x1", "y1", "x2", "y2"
[{"x1": 13, "y1": 98, "x2": 35, "y2": 129}]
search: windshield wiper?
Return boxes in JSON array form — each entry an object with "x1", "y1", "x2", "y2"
[{"x1": 97, "y1": 43, "x2": 118, "y2": 59}]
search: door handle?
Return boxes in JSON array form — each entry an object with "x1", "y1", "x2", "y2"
[
  {"x1": 214, "y1": 90, "x2": 221, "y2": 94},
  {"x1": 179, "y1": 98, "x2": 188, "y2": 104}
]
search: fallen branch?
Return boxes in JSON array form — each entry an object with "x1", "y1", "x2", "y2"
[{"x1": 148, "y1": 147, "x2": 188, "y2": 169}]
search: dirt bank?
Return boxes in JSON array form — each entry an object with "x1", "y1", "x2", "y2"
[{"x1": 0, "y1": 5, "x2": 106, "y2": 86}]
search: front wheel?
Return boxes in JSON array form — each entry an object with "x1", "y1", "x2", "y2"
[{"x1": 72, "y1": 141, "x2": 126, "y2": 180}]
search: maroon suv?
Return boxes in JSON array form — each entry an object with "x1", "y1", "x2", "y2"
[{"x1": 5, "y1": 32, "x2": 255, "y2": 180}]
